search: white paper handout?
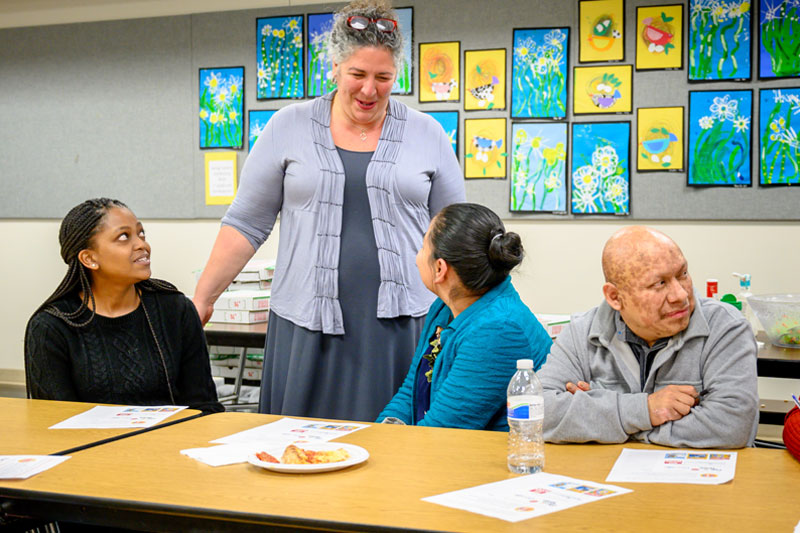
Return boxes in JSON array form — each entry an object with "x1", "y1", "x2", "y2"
[
  {"x1": 423, "y1": 472, "x2": 631, "y2": 523},
  {"x1": 49, "y1": 405, "x2": 187, "y2": 429},
  {"x1": 0, "y1": 455, "x2": 71, "y2": 479},
  {"x1": 606, "y1": 448, "x2": 737, "y2": 485}
]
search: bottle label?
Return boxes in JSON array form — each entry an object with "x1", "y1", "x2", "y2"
[{"x1": 507, "y1": 395, "x2": 544, "y2": 421}]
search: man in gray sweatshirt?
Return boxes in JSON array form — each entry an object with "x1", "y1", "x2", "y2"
[{"x1": 540, "y1": 226, "x2": 758, "y2": 448}]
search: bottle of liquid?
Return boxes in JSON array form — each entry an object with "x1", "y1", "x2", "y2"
[
  {"x1": 732, "y1": 272, "x2": 758, "y2": 333},
  {"x1": 507, "y1": 359, "x2": 544, "y2": 474}
]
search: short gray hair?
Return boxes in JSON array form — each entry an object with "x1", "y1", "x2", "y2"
[{"x1": 328, "y1": 0, "x2": 405, "y2": 70}]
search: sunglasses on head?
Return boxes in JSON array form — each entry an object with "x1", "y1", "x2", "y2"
[{"x1": 346, "y1": 15, "x2": 397, "y2": 33}]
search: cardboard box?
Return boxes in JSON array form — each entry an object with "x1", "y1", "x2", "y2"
[
  {"x1": 227, "y1": 279, "x2": 272, "y2": 291},
  {"x1": 233, "y1": 259, "x2": 276, "y2": 283},
  {"x1": 210, "y1": 365, "x2": 263, "y2": 380},
  {"x1": 210, "y1": 309, "x2": 268, "y2": 324},
  {"x1": 214, "y1": 290, "x2": 271, "y2": 311},
  {"x1": 538, "y1": 314, "x2": 571, "y2": 339}
]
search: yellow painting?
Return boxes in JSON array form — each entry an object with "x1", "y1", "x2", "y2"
[
  {"x1": 573, "y1": 65, "x2": 632, "y2": 114},
  {"x1": 636, "y1": 4, "x2": 683, "y2": 70},
  {"x1": 464, "y1": 49, "x2": 506, "y2": 111},
  {"x1": 419, "y1": 41, "x2": 460, "y2": 102},
  {"x1": 637, "y1": 106, "x2": 684, "y2": 171},
  {"x1": 464, "y1": 118, "x2": 507, "y2": 178},
  {"x1": 579, "y1": 0, "x2": 625, "y2": 62}
]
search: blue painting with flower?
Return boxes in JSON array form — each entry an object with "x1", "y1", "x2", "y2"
[
  {"x1": 688, "y1": 90, "x2": 752, "y2": 185},
  {"x1": 248, "y1": 110, "x2": 277, "y2": 151},
  {"x1": 257, "y1": 15, "x2": 304, "y2": 99},
  {"x1": 392, "y1": 7, "x2": 413, "y2": 95},
  {"x1": 307, "y1": 13, "x2": 336, "y2": 97},
  {"x1": 199, "y1": 67, "x2": 244, "y2": 149},
  {"x1": 424, "y1": 111, "x2": 458, "y2": 156},
  {"x1": 570, "y1": 122, "x2": 630, "y2": 215},
  {"x1": 511, "y1": 28, "x2": 569, "y2": 119},
  {"x1": 688, "y1": 0, "x2": 751, "y2": 81},
  {"x1": 759, "y1": 0, "x2": 800, "y2": 78},
  {"x1": 759, "y1": 88, "x2": 800, "y2": 185},
  {"x1": 510, "y1": 123, "x2": 567, "y2": 212}
]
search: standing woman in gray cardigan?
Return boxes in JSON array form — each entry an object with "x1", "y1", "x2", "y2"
[{"x1": 193, "y1": 0, "x2": 465, "y2": 421}]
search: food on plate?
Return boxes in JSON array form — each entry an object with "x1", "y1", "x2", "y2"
[
  {"x1": 281, "y1": 444, "x2": 350, "y2": 465},
  {"x1": 255, "y1": 451, "x2": 279, "y2": 463}
]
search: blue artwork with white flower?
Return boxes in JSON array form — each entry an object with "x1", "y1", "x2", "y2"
[
  {"x1": 759, "y1": 88, "x2": 800, "y2": 185},
  {"x1": 248, "y1": 110, "x2": 277, "y2": 151},
  {"x1": 510, "y1": 123, "x2": 567, "y2": 212},
  {"x1": 688, "y1": 0, "x2": 751, "y2": 81},
  {"x1": 257, "y1": 16, "x2": 304, "y2": 99},
  {"x1": 512, "y1": 28, "x2": 569, "y2": 119},
  {"x1": 688, "y1": 90, "x2": 752, "y2": 185},
  {"x1": 424, "y1": 111, "x2": 458, "y2": 156},
  {"x1": 199, "y1": 67, "x2": 244, "y2": 149},
  {"x1": 571, "y1": 122, "x2": 630, "y2": 215},
  {"x1": 392, "y1": 7, "x2": 413, "y2": 95},
  {"x1": 307, "y1": 13, "x2": 336, "y2": 98}
]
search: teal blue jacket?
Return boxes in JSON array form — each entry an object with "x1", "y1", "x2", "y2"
[{"x1": 377, "y1": 276, "x2": 552, "y2": 431}]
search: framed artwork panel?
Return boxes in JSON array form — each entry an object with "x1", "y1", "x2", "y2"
[
  {"x1": 510, "y1": 122, "x2": 568, "y2": 213},
  {"x1": 688, "y1": 0, "x2": 751, "y2": 81},
  {"x1": 307, "y1": 12, "x2": 336, "y2": 98},
  {"x1": 392, "y1": 7, "x2": 413, "y2": 95},
  {"x1": 464, "y1": 118, "x2": 507, "y2": 178},
  {"x1": 579, "y1": 0, "x2": 625, "y2": 63},
  {"x1": 635, "y1": 4, "x2": 683, "y2": 70},
  {"x1": 688, "y1": 89, "x2": 753, "y2": 186},
  {"x1": 637, "y1": 106, "x2": 684, "y2": 172},
  {"x1": 759, "y1": 0, "x2": 800, "y2": 79},
  {"x1": 571, "y1": 122, "x2": 631, "y2": 215},
  {"x1": 759, "y1": 88, "x2": 800, "y2": 185},
  {"x1": 256, "y1": 15, "x2": 304, "y2": 99},
  {"x1": 199, "y1": 66, "x2": 244, "y2": 150},
  {"x1": 573, "y1": 65, "x2": 632, "y2": 115},
  {"x1": 419, "y1": 41, "x2": 460, "y2": 102},
  {"x1": 511, "y1": 27, "x2": 569, "y2": 119},
  {"x1": 248, "y1": 110, "x2": 277, "y2": 152},
  {"x1": 424, "y1": 111, "x2": 459, "y2": 159},
  {"x1": 464, "y1": 48, "x2": 506, "y2": 111}
]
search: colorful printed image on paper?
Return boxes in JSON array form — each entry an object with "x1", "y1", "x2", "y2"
[
  {"x1": 199, "y1": 67, "x2": 244, "y2": 149},
  {"x1": 511, "y1": 28, "x2": 569, "y2": 119},
  {"x1": 424, "y1": 111, "x2": 458, "y2": 156},
  {"x1": 571, "y1": 122, "x2": 631, "y2": 215},
  {"x1": 307, "y1": 13, "x2": 335, "y2": 97},
  {"x1": 510, "y1": 123, "x2": 567, "y2": 212},
  {"x1": 257, "y1": 15, "x2": 304, "y2": 99},
  {"x1": 419, "y1": 41, "x2": 460, "y2": 102},
  {"x1": 579, "y1": 0, "x2": 625, "y2": 62},
  {"x1": 688, "y1": 0, "x2": 751, "y2": 81},
  {"x1": 573, "y1": 65, "x2": 632, "y2": 114},
  {"x1": 464, "y1": 118, "x2": 507, "y2": 178},
  {"x1": 248, "y1": 110, "x2": 277, "y2": 151},
  {"x1": 760, "y1": 88, "x2": 800, "y2": 185},
  {"x1": 464, "y1": 49, "x2": 506, "y2": 110},
  {"x1": 637, "y1": 106, "x2": 684, "y2": 171},
  {"x1": 688, "y1": 90, "x2": 752, "y2": 185},
  {"x1": 392, "y1": 7, "x2": 413, "y2": 95},
  {"x1": 636, "y1": 4, "x2": 683, "y2": 70},
  {"x1": 759, "y1": 0, "x2": 800, "y2": 79}
]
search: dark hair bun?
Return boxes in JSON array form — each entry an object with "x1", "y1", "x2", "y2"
[{"x1": 488, "y1": 231, "x2": 524, "y2": 272}]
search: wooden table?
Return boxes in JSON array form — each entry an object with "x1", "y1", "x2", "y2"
[{"x1": 2, "y1": 411, "x2": 799, "y2": 532}]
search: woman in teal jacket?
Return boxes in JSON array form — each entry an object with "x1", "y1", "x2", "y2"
[{"x1": 377, "y1": 203, "x2": 551, "y2": 430}]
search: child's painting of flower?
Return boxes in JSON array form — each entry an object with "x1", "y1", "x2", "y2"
[
  {"x1": 424, "y1": 111, "x2": 458, "y2": 158},
  {"x1": 464, "y1": 49, "x2": 506, "y2": 111},
  {"x1": 464, "y1": 118, "x2": 507, "y2": 178},
  {"x1": 579, "y1": 0, "x2": 625, "y2": 63},
  {"x1": 636, "y1": 4, "x2": 684, "y2": 70},
  {"x1": 688, "y1": 90, "x2": 752, "y2": 185},
  {"x1": 759, "y1": 88, "x2": 800, "y2": 185},
  {"x1": 248, "y1": 110, "x2": 277, "y2": 152},
  {"x1": 571, "y1": 122, "x2": 630, "y2": 215},
  {"x1": 307, "y1": 13, "x2": 336, "y2": 98},
  {"x1": 511, "y1": 28, "x2": 569, "y2": 119},
  {"x1": 256, "y1": 15, "x2": 304, "y2": 99},
  {"x1": 573, "y1": 65, "x2": 632, "y2": 115},
  {"x1": 419, "y1": 41, "x2": 460, "y2": 102},
  {"x1": 759, "y1": 0, "x2": 800, "y2": 79},
  {"x1": 510, "y1": 123, "x2": 567, "y2": 212},
  {"x1": 637, "y1": 106, "x2": 684, "y2": 171},
  {"x1": 392, "y1": 7, "x2": 413, "y2": 95},
  {"x1": 688, "y1": 0, "x2": 751, "y2": 81},
  {"x1": 199, "y1": 66, "x2": 244, "y2": 149}
]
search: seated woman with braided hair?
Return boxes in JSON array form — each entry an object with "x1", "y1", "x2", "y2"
[
  {"x1": 25, "y1": 198, "x2": 223, "y2": 412},
  {"x1": 377, "y1": 203, "x2": 552, "y2": 430}
]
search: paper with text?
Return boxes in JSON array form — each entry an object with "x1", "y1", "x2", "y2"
[
  {"x1": 49, "y1": 405, "x2": 187, "y2": 429},
  {"x1": 606, "y1": 448, "x2": 737, "y2": 484}
]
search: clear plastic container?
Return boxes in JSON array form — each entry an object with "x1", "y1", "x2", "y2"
[{"x1": 507, "y1": 359, "x2": 544, "y2": 474}]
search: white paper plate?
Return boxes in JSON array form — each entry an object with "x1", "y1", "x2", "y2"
[{"x1": 247, "y1": 443, "x2": 369, "y2": 473}]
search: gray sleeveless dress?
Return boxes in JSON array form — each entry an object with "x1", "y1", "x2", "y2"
[{"x1": 258, "y1": 148, "x2": 425, "y2": 421}]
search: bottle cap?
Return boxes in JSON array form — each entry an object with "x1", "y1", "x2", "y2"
[{"x1": 516, "y1": 359, "x2": 534, "y2": 370}]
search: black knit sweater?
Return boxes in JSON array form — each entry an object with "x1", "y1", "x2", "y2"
[{"x1": 25, "y1": 290, "x2": 223, "y2": 413}]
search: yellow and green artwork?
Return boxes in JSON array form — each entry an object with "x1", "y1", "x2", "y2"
[
  {"x1": 637, "y1": 107, "x2": 684, "y2": 171},
  {"x1": 256, "y1": 15, "x2": 304, "y2": 99},
  {"x1": 464, "y1": 118, "x2": 507, "y2": 178},
  {"x1": 419, "y1": 41, "x2": 460, "y2": 102},
  {"x1": 464, "y1": 49, "x2": 506, "y2": 111},
  {"x1": 573, "y1": 65, "x2": 632, "y2": 115},
  {"x1": 510, "y1": 123, "x2": 567, "y2": 212},
  {"x1": 579, "y1": 0, "x2": 625, "y2": 63},
  {"x1": 636, "y1": 4, "x2": 683, "y2": 70}
]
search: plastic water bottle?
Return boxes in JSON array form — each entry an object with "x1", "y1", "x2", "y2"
[{"x1": 507, "y1": 359, "x2": 544, "y2": 474}]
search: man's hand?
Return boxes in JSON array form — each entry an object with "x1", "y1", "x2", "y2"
[
  {"x1": 647, "y1": 385, "x2": 699, "y2": 426},
  {"x1": 566, "y1": 381, "x2": 591, "y2": 394}
]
